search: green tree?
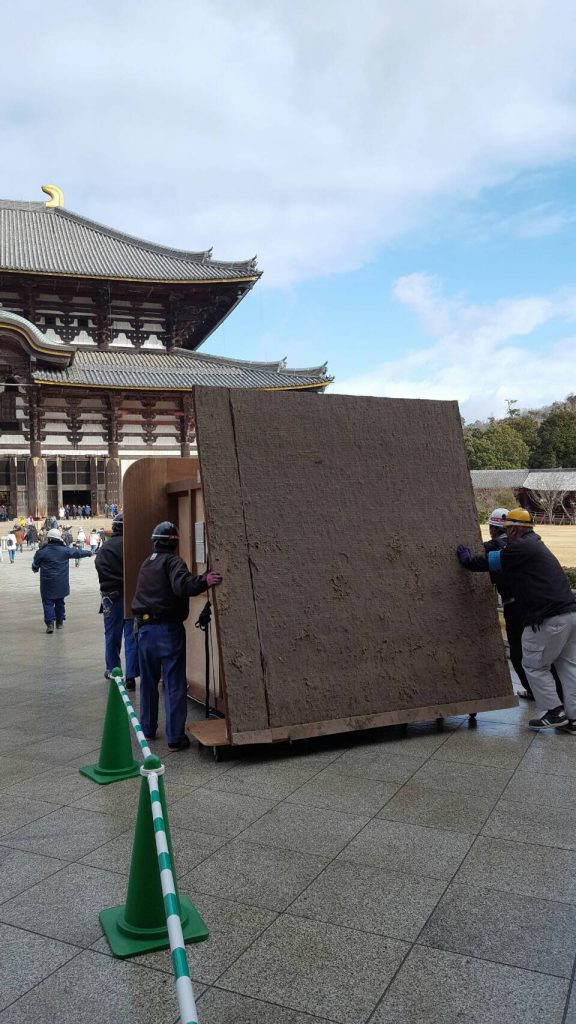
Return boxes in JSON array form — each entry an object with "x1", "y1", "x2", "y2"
[
  {"x1": 529, "y1": 409, "x2": 576, "y2": 468},
  {"x1": 463, "y1": 421, "x2": 529, "y2": 469},
  {"x1": 506, "y1": 415, "x2": 539, "y2": 457}
]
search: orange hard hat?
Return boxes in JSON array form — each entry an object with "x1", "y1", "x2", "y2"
[{"x1": 502, "y1": 507, "x2": 533, "y2": 528}]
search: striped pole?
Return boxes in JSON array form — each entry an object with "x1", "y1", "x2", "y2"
[
  {"x1": 110, "y1": 668, "x2": 152, "y2": 759},
  {"x1": 110, "y1": 669, "x2": 199, "y2": 1024},
  {"x1": 143, "y1": 760, "x2": 199, "y2": 1024}
]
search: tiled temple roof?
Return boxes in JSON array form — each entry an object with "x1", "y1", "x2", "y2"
[
  {"x1": 470, "y1": 469, "x2": 528, "y2": 489},
  {"x1": 471, "y1": 468, "x2": 576, "y2": 491},
  {"x1": 32, "y1": 347, "x2": 331, "y2": 391},
  {"x1": 0, "y1": 200, "x2": 260, "y2": 282}
]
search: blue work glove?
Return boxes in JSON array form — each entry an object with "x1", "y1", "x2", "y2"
[
  {"x1": 456, "y1": 544, "x2": 472, "y2": 566},
  {"x1": 32, "y1": 565, "x2": 39, "y2": 573}
]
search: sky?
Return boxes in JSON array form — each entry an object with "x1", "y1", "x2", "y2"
[{"x1": 2, "y1": 0, "x2": 576, "y2": 420}]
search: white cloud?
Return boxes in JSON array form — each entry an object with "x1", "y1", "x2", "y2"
[
  {"x1": 1, "y1": 1, "x2": 576, "y2": 284},
  {"x1": 332, "y1": 273, "x2": 576, "y2": 419}
]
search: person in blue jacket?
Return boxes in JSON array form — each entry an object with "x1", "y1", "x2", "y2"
[{"x1": 32, "y1": 527, "x2": 93, "y2": 633}]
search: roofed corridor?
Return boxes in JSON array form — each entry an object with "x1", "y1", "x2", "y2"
[{"x1": 1, "y1": 548, "x2": 576, "y2": 1023}]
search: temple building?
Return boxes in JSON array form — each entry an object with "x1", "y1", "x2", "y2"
[{"x1": 0, "y1": 186, "x2": 331, "y2": 516}]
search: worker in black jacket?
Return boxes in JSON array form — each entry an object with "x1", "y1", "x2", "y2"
[
  {"x1": 457, "y1": 508, "x2": 576, "y2": 731},
  {"x1": 475, "y1": 507, "x2": 537, "y2": 698},
  {"x1": 94, "y1": 513, "x2": 139, "y2": 691},
  {"x1": 132, "y1": 521, "x2": 222, "y2": 750},
  {"x1": 462, "y1": 507, "x2": 554, "y2": 702}
]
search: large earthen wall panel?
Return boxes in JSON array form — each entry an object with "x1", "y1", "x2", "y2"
[
  {"x1": 194, "y1": 389, "x2": 268, "y2": 736},
  {"x1": 194, "y1": 388, "x2": 513, "y2": 735}
]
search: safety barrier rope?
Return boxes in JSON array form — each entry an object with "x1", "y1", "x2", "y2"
[{"x1": 112, "y1": 670, "x2": 199, "y2": 1024}]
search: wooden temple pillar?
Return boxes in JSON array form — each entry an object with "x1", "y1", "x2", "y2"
[
  {"x1": 8, "y1": 457, "x2": 19, "y2": 517},
  {"x1": 105, "y1": 395, "x2": 122, "y2": 508},
  {"x1": 90, "y1": 457, "x2": 99, "y2": 513},
  {"x1": 27, "y1": 387, "x2": 47, "y2": 518},
  {"x1": 56, "y1": 457, "x2": 64, "y2": 511}
]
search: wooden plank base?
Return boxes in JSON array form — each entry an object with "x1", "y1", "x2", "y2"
[
  {"x1": 188, "y1": 694, "x2": 518, "y2": 750},
  {"x1": 187, "y1": 718, "x2": 230, "y2": 748}
]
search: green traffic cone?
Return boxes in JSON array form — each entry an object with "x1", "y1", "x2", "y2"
[
  {"x1": 79, "y1": 676, "x2": 141, "y2": 784},
  {"x1": 99, "y1": 754, "x2": 208, "y2": 958}
]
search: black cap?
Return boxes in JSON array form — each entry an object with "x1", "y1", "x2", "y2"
[{"x1": 112, "y1": 512, "x2": 123, "y2": 535}]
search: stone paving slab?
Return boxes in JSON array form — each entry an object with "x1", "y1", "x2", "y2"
[
  {"x1": 482, "y1": 768, "x2": 576, "y2": 849},
  {"x1": 205, "y1": 761, "x2": 325, "y2": 801},
  {"x1": 519, "y1": 732, "x2": 576, "y2": 778},
  {"x1": 0, "y1": 796, "x2": 61, "y2": 838},
  {"x1": 0, "y1": 805, "x2": 132, "y2": 860},
  {"x1": 197, "y1": 988, "x2": 333, "y2": 1023},
  {"x1": 419, "y1": 881, "x2": 576, "y2": 976},
  {"x1": 168, "y1": 788, "x2": 277, "y2": 837},
  {"x1": 455, "y1": 834, "x2": 576, "y2": 902},
  {"x1": 240, "y1": 801, "x2": 371, "y2": 858},
  {"x1": 2, "y1": 544, "x2": 576, "y2": 1022},
  {"x1": 284, "y1": 768, "x2": 402, "y2": 815},
  {"x1": 0, "y1": 949, "x2": 198, "y2": 1024},
  {"x1": 218, "y1": 914, "x2": 409, "y2": 1024},
  {"x1": 370, "y1": 945, "x2": 569, "y2": 1024},
  {"x1": 377, "y1": 781, "x2": 497, "y2": 833},
  {"x1": 289, "y1": 859, "x2": 447, "y2": 940},
  {"x1": 0, "y1": 863, "x2": 128, "y2": 947},
  {"x1": 0, "y1": 922, "x2": 80, "y2": 1012},
  {"x1": 338, "y1": 819, "x2": 474, "y2": 878},
  {"x1": 186, "y1": 838, "x2": 328, "y2": 912},
  {"x1": 0, "y1": 847, "x2": 68, "y2": 905},
  {"x1": 432, "y1": 720, "x2": 534, "y2": 769}
]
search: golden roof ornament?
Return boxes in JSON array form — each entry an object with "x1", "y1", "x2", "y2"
[{"x1": 41, "y1": 184, "x2": 64, "y2": 208}]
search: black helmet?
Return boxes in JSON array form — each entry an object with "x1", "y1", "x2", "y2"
[
  {"x1": 112, "y1": 512, "x2": 123, "y2": 535},
  {"x1": 151, "y1": 520, "x2": 179, "y2": 550}
]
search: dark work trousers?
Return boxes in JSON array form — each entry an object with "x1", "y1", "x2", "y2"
[
  {"x1": 504, "y1": 602, "x2": 563, "y2": 702},
  {"x1": 138, "y1": 622, "x2": 187, "y2": 744},
  {"x1": 42, "y1": 596, "x2": 65, "y2": 625},
  {"x1": 101, "y1": 594, "x2": 139, "y2": 678}
]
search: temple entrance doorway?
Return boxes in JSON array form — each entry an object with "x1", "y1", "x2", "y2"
[{"x1": 62, "y1": 489, "x2": 91, "y2": 509}]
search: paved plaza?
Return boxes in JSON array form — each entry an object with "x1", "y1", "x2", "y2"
[{"x1": 1, "y1": 545, "x2": 576, "y2": 1023}]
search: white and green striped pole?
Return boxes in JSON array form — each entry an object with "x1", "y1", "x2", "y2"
[
  {"x1": 110, "y1": 667, "x2": 153, "y2": 759},
  {"x1": 109, "y1": 669, "x2": 200, "y2": 1024},
  {"x1": 142, "y1": 758, "x2": 199, "y2": 1024}
]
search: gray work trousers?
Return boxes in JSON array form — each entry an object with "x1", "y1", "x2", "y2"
[{"x1": 522, "y1": 611, "x2": 576, "y2": 719}]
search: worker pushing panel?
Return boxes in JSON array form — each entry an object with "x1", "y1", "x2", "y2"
[
  {"x1": 123, "y1": 390, "x2": 516, "y2": 749},
  {"x1": 191, "y1": 388, "x2": 516, "y2": 746}
]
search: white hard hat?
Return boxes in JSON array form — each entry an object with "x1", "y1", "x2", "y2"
[
  {"x1": 46, "y1": 528, "x2": 64, "y2": 541},
  {"x1": 487, "y1": 507, "x2": 509, "y2": 528}
]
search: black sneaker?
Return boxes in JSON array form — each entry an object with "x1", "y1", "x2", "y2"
[
  {"x1": 125, "y1": 678, "x2": 136, "y2": 691},
  {"x1": 565, "y1": 720, "x2": 576, "y2": 735},
  {"x1": 55, "y1": 620, "x2": 64, "y2": 629},
  {"x1": 46, "y1": 623, "x2": 54, "y2": 635},
  {"x1": 529, "y1": 706, "x2": 569, "y2": 729},
  {"x1": 168, "y1": 735, "x2": 191, "y2": 751},
  {"x1": 104, "y1": 670, "x2": 112, "y2": 680}
]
